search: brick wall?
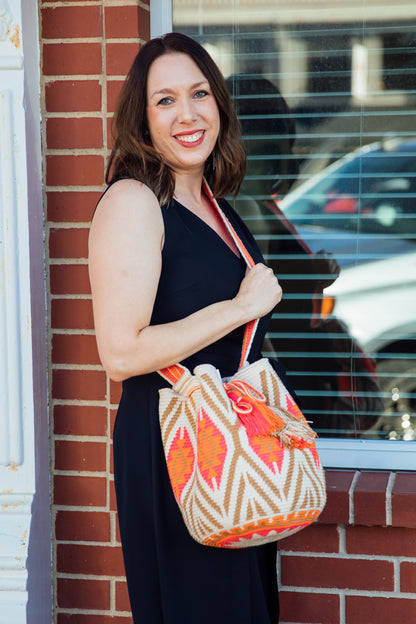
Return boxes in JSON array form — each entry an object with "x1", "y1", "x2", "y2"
[
  {"x1": 279, "y1": 471, "x2": 416, "y2": 624},
  {"x1": 41, "y1": 1, "x2": 149, "y2": 622},
  {"x1": 40, "y1": 3, "x2": 416, "y2": 623}
]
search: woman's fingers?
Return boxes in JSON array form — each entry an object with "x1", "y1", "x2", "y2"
[{"x1": 235, "y1": 264, "x2": 282, "y2": 320}]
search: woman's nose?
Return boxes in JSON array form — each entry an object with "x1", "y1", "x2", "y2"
[{"x1": 177, "y1": 97, "x2": 196, "y2": 122}]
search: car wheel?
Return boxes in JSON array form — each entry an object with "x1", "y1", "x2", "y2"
[{"x1": 374, "y1": 359, "x2": 416, "y2": 440}]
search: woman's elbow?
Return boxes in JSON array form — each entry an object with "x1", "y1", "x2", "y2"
[
  {"x1": 98, "y1": 341, "x2": 140, "y2": 382},
  {"x1": 105, "y1": 365, "x2": 129, "y2": 383}
]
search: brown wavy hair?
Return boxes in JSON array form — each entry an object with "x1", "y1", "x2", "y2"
[{"x1": 106, "y1": 32, "x2": 246, "y2": 205}]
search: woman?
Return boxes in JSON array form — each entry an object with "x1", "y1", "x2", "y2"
[{"x1": 89, "y1": 32, "x2": 286, "y2": 623}]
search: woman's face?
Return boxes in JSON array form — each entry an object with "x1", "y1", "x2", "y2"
[{"x1": 146, "y1": 52, "x2": 220, "y2": 177}]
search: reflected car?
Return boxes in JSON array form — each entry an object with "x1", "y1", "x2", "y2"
[
  {"x1": 278, "y1": 138, "x2": 416, "y2": 439},
  {"x1": 279, "y1": 138, "x2": 416, "y2": 262},
  {"x1": 323, "y1": 252, "x2": 416, "y2": 439}
]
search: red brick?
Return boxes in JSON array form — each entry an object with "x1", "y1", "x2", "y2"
[
  {"x1": 105, "y1": 5, "x2": 149, "y2": 39},
  {"x1": 346, "y1": 596, "x2": 416, "y2": 624},
  {"x1": 49, "y1": 227, "x2": 89, "y2": 259},
  {"x1": 107, "y1": 116, "x2": 114, "y2": 150},
  {"x1": 50, "y1": 264, "x2": 91, "y2": 295},
  {"x1": 106, "y1": 42, "x2": 139, "y2": 76},
  {"x1": 52, "y1": 369, "x2": 106, "y2": 401},
  {"x1": 53, "y1": 404, "x2": 107, "y2": 436},
  {"x1": 106, "y1": 80, "x2": 123, "y2": 113},
  {"x1": 280, "y1": 591, "x2": 339, "y2": 624},
  {"x1": 115, "y1": 580, "x2": 131, "y2": 612},
  {"x1": 56, "y1": 510, "x2": 110, "y2": 542},
  {"x1": 54, "y1": 475, "x2": 106, "y2": 507},
  {"x1": 401, "y1": 562, "x2": 416, "y2": 593},
  {"x1": 110, "y1": 409, "x2": 117, "y2": 434},
  {"x1": 110, "y1": 379, "x2": 122, "y2": 405},
  {"x1": 347, "y1": 526, "x2": 416, "y2": 557},
  {"x1": 354, "y1": 471, "x2": 390, "y2": 526},
  {"x1": 109, "y1": 442, "x2": 114, "y2": 475},
  {"x1": 279, "y1": 524, "x2": 339, "y2": 553},
  {"x1": 58, "y1": 616, "x2": 133, "y2": 624},
  {"x1": 392, "y1": 472, "x2": 416, "y2": 528},
  {"x1": 42, "y1": 6, "x2": 102, "y2": 39},
  {"x1": 318, "y1": 470, "x2": 356, "y2": 524},
  {"x1": 281, "y1": 555, "x2": 394, "y2": 591},
  {"x1": 47, "y1": 118, "x2": 103, "y2": 149},
  {"x1": 115, "y1": 511, "x2": 121, "y2": 543},
  {"x1": 55, "y1": 440, "x2": 107, "y2": 472},
  {"x1": 46, "y1": 155, "x2": 104, "y2": 187},
  {"x1": 51, "y1": 299, "x2": 94, "y2": 330},
  {"x1": 57, "y1": 543, "x2": 125, "y2": 576},
  {"x1": 52, "y1": 333, "x2": 100, "y2": 366},
  {"x1": 47, "y1": 191, "x2": 101, "y2": 222},
  {"x1": 43, "y1": 43, "x2": 102, "y2": 76},
  {"x1": 45, "y1": 80, "x2": 101, "y2": 113},
  {"x1": 110, "y1": 479, "x2": 117, "y2": 511},
  {"x1": 57, "y1": 577, "x2": 110, "y2": 610}
]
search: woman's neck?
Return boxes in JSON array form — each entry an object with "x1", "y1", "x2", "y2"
[{"x1": 173, "y1": 171, "x2": 205, "y2": 209}]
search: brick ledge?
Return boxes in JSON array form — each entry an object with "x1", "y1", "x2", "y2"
[{"x1": 319, "y1": 470, "x2": 416, "y2": 528}]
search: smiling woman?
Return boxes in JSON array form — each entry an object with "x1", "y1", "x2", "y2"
[
  {"x1": 88, "y1": 32, "x2": 288, "y2": 624},
  {"x1": 105, "y1": 32, "x2": 245, "y2": 206},
  {"x1": 146, "y1": 53, "x2": 220, "y2": 177}
]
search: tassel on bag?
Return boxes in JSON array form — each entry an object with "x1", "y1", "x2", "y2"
[{"x1": 224, "y1": 379, "x2": 317, "y2": 448}]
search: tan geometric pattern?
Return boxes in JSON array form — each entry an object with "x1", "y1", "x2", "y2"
[{"x1": 159, "y1": 359, "x2": 326, "y2": 549}]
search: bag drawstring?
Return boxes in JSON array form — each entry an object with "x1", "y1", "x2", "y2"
[{"x1": 224, "y1": 379, "x2": 317, "y2": 449}]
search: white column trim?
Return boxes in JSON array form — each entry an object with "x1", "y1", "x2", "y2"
[
  {"x1": 0, "y1": 0, "x2": 41, "y2": 621},
  {"x1": 150, "y1": 0, "x2": 173, "y2": 38}
]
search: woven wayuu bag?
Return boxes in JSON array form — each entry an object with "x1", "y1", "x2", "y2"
[{"x1": 158, "y1": 181, "x2": 327, "y2": 549}]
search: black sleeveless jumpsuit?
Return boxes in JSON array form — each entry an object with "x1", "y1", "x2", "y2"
[{"x1": 113, "y1": 197, "x2": 287, "y2": 623}]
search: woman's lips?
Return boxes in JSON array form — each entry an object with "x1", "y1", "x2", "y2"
[{"x1": 174, "y1": 130, "x2": 205, "y2": 146}]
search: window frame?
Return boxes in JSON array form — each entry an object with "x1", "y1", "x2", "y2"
[{"x1": 149, "y1": 0, "x2": 416, "y2": 470}]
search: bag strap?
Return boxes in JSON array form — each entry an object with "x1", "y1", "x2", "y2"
[{"x1": 159, "y1": 179, "x2": 258, "y2": 385}]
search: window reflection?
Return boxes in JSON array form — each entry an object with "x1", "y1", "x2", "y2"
[{"x1": 173, "y1": 0, "x2": 416, "y2": 440}]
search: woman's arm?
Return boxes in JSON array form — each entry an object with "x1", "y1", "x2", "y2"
[{"x1": 88, "y1": 179, "x2": 281, "y2": 381}]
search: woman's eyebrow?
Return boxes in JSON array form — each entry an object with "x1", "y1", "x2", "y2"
[{"x1": 149, "y1": 80, "x2": 209, "y2": 100}]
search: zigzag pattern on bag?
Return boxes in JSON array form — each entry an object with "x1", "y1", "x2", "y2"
[{"x1": 159, "y1": 358, "x2": 326, "y2": 548}]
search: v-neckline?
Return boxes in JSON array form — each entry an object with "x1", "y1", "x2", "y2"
[{"x1": 173, "y1": 198, "x2": 244, "y2": 262}]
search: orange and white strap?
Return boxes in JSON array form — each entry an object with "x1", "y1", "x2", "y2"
[{"x1": 159, "y1": 179, "x2": 259, "y2": 385}]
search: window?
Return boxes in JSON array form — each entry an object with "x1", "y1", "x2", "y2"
[{"x1": 151, "y1": 0, "x2": 416, "y2": 469}]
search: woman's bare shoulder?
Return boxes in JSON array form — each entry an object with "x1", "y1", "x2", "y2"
[
  {"x1": 89, "y1": 179, "x2": 164, "y2": 257},
  {"x1": 96, "y1": 179, "x2": 160, "y2": 215}
]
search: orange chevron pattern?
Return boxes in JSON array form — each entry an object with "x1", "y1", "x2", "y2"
[
  {"x1": 159, "y1": 358, "x2": 327, "y2": 548},
  {"x1": 197, "y1": 407, "x2": 227, "y2": 490},
  {"x1": 166, "y1": 428, "x2": 195, "y2": 500},
  {"x1": 286, "y1": 393, "x2": 303, "y2": 419},
  {"x1": 250, "y1": 434, "x2": 285, "y2": 473}
]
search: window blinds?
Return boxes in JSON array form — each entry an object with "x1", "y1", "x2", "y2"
[{"x1": 173, "y1": 1, "x2": 416, "y2": 441}]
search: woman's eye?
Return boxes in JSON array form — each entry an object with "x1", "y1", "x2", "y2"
[
  {"x1": 158, "y1": 97, "x2": 173, "y2": 106},
  {"x1": 194, "y1": 90, "x2": 209, "y2": 99}
]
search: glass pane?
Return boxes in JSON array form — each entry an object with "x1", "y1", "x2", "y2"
[{"x1": 173, "y1": 1, "x2": 416, "y2": 441}]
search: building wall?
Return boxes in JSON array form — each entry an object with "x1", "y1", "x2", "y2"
[
  {"x1": 41, "y1": 1, "x2": 148, "y2": 622},
  {"x1": 40, "y1": 2, "x2": 416, "y2": 623}
]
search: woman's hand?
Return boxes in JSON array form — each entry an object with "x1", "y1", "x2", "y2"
[{"x1": 233, "y1": 263, "x2": 282, "y2": 322}]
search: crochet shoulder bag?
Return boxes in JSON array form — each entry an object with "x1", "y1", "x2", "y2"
[{"x1": 158, "y1": 180, "x2": 327, "y2": 549}]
